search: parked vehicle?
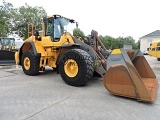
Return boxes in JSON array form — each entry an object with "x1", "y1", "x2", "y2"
[
  {"x1": 0, "y1": 37, "x2": 18, "y2": 64},
  {"x1": 148, "y1": 40, "x2": 160, "y2": 61},
  {"x1": 143, "y1": 50, "x2": 148, "y2": 55},
  {"x1": 0, "y1": 37, "x2": 18, "y2": 51}
]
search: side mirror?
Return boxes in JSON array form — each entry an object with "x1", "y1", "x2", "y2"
[{"x1": 34, "y1": 30, "x2": 39, "y2": 36}]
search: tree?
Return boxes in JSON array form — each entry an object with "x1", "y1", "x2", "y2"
[
  {"x1": 73, "y1": 28, "x2": 85, "y2": 36},
  {"x1": 12, "y1": 3, "x2": 47, "y2": 39},
  {"x1": 136, "y1": 40, "x2": 140, "y2": 49},
  {"x1": 0, "y1": 1, "x2": 15, "y2": 37},
  {"x1": 99, "y1": 35, "x2": 138, "y2": 50},
  {"x1": 0, "y1": 8, "x2": 7, "y2": 37},
  {"x1": 99, "y1": 35, "x2": 116, "y2": 49}
]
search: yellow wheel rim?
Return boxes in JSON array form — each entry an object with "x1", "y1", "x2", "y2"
[
  {"x1": 64, "y1": 59, "x2": 78, "y2": 77},
  {"x1": 24, "y1": 57, "x2": 30, "y2": 70}
]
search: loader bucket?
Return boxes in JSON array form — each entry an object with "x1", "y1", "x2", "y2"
[{"x1": 103, "y1": 48, "x2": 158, "y2": 102}]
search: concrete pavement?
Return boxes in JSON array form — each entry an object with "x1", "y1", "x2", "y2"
[{"x1": 0, "y1": 55, "x2": 159, "y2": 120}]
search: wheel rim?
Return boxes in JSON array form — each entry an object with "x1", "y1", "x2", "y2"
[
  {"x1": 24, "y1": 57, "x2": 30, "y2": 70},
  {"x1": 64, "y1": 59, "x2": 78, "y2": 77}
]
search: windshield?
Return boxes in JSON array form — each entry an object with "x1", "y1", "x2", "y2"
[
  {"x1": 0, "y1": 38, "x2": 15, "y2": 46},
  {"x1": 59, "y1": 17, "x2": 76, "y2": 35}
]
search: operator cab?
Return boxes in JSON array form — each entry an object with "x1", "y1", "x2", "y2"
[{"x1": 43, "y1": 15, "x2": 77, "y2": 42}]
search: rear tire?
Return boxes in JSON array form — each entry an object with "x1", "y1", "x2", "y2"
[
  {"x1": 21, "y1": 50, "x2": 40, "y2": 76},
  {"x1": 59, "y1": 49, "x2": 94, "y2": 86}
]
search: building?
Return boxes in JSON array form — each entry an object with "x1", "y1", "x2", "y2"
[{"x1": 140, "y1": 30, "x2": 160, "y2": 52}]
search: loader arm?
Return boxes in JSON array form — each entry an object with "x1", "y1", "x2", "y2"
[{"x1": 75, "y1": 30, "x2": 109, "y2": 71}]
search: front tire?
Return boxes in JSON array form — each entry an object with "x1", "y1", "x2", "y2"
[
  {"x1": 59, "y1": 49, "x2": 94, "y2": 86},
  {"x1": 21, "y1": 50, "x2": 40, "y2": 75}
]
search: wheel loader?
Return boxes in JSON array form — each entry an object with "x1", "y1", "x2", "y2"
[
  {"x1": 0, "y1": 37, "x2": 18, "y2": 51},
  {"x1": 15, "y1": 14, "x2": 158, "y2": 102},
  {"x1": 0, "y1": 37, "x2": 18, "y2": 64}
]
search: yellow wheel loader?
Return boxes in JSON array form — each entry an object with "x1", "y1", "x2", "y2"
[
  {"x1": 0, "y1": 37, "x2": 18, "y2": 51},
  {"x1": 15, "y1": 14, "x2": 158, "y2": 102},
  {"x1": 0, "y1": 37, "x2": 18, "y2": 64}
]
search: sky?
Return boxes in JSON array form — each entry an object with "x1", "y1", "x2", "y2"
[{"x1": 3, "y1": 0, "x2": 160, "y2": 41}]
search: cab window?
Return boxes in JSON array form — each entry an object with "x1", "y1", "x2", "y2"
[
  {"x1": 46, "y1": 18, "x2": 53, "y2": 36},
  {"x1": 152, "y1": 48, "x2": 155, "y2": 51},
  {"x1": 54, "y1": 18, "x2": 63, "y2": 40}
]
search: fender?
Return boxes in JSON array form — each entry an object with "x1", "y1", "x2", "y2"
[
  {"x1": 72, "y1": 37, "x2": 97, "y2": 60},
  {"x1": 20, "y1": 40, "x2": 39, "y2": 56},
  {"x1": 19, "y1": 40, "x2": 41, "y2": 65},
  {"x1": 59, "y1": 38, "x2": 98, "y2": 62}
]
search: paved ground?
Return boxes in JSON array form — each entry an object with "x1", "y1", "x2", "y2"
[{"x1": 0, "y1": 55, "x2": 160, "y2": 120}]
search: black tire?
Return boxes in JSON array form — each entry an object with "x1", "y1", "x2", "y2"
[
  {"x1": 59, "y1": 49, "x2": 94, "y2": 86},
  {"x1": 21, "y1": 50, "x2": 40, "y2": 76},
  {"x1": 157, "y1": 58, "x2": 160, "y2": 61}
]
